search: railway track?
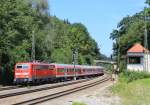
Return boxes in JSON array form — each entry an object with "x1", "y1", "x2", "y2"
[
  {"x1": 0, "y1": 86, "x2": 20, "y2": 91},
  {"x1": 13, "y1": 75, "x2": 110, "y2": 105},
  {"x1": 0, "y1": 77, "x2": 98, "y2": 99},
  {"x1": 0, "y1": 77, "x2": 95, "y2": 92}
]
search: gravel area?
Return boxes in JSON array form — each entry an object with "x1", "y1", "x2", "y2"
[
  {"x1": 71, "y1": 85, "x2": 120, "y2": 105},
  {"x1": 39, "y1": 80, "x2": 120, "y2": 105}
]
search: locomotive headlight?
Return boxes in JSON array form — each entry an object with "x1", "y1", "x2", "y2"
[{"x1": 15, "y1": 73, "x2": 21, "y2": 75}]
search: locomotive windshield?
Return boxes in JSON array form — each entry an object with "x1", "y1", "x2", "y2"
[{"x1": 16, "y1": 64, "x2": 29, "y2": 69}]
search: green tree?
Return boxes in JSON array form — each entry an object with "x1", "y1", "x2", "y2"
[
  {"x1": 110, "y1": 0, "x2": 150, "y2": 71},
  {"x1": 0, "y1": 0, "x2": 102, "y2": 83}
]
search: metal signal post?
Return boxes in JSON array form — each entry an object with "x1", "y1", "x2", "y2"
[
  {"x1": 31, "y1": 30, "x2": 35, "y2": 62},
  {"x1": 72, "y1": 49, "x2": 78, "y2": 80}
]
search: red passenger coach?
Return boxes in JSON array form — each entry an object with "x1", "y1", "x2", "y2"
[
  {"x1": 14, "y1": 62, "x2": 104, "y2": 84},
  {"x1": 50, "y1": 64, "x2": 81, "y2": 78}
]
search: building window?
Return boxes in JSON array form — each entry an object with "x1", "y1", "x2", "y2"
[{"x1": 128, "y1": 56, "x2": 141, "y2": 64}]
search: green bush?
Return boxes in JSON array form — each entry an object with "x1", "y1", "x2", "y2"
[
  {"x1": 72, "y1": 102, "x2": 86, "y2": 105},
  {"x1": 122, "y1": 71, "x2": 150, "y2": 82}
]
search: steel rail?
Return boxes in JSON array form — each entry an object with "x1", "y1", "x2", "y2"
[{"x1": 0, "y1": 86, "x2": 20, "y2": 91}]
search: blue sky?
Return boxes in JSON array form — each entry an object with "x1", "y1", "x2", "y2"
[{"x1": 48, "y1": 0, "x2": 145, "y2": 57}]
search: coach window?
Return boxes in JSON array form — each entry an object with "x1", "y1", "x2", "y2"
[
  {"x1": 76, "y1": 68, "x2": 78, "y2": 72},
  {"x1": 76, "y1": 68, "x2": 79, "y2": 72},
  {"x1": 58, "y1": 68, "x2": 64, "y2": 72},
  {"x1": 86, "y1": 69, "x2": 88, "y2": 72},
  {"x1": 66, "y1": 68, "x2": 68, "y2": 72},
  {"x1": 65, "y1": 68, "x2": 67, "y2": 72},
  {"x1": 85, "y1": 69, "x2": 87, "y2": 72},
  {"x1": 78, "y1": 68, "x2": 81, "y2": 72},
  {"x1": 72, "y1": 68, "x2": 74, "y2": 72},
  {"x1": 49, "y1": 65, "x2": 54, "y2": 70},
  {"x1": 70, "y1": 68, "x2": 72, "y2": 72},
  {"x1": 70, "y1": 68, "x2": 73, "y2": 72},
  {"x1": 71, "y1": 68, "x2": 74, "y2": 72},
  {"x1": 68, "y1": 68, "x2": 70, "y2": 72}
]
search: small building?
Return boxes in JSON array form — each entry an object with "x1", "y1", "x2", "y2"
[{"x1": 127, "y1": 43, "x2": 150, "y2": 72}]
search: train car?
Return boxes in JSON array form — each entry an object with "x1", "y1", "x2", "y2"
[
  {"x1": 14, "y1": 62, "x2": 104, "y2": 84},
  {"x1": 50, "y1": 63, "x2": 81, "y2": 79},
  {"x1": 81, "y1": 65, "x2": 104, "y2": 77}
]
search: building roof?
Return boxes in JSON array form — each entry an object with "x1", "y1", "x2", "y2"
[{"x1": 127, "y1": 43, "x2": 149, "y2": 53}]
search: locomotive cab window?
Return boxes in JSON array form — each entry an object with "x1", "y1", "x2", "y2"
[
  {"x1": 16, "y1": 65, "x2": 29, "y2": 69},
  {"x1": 16, "y1": 65, "x2": 22, "y2": 68}
]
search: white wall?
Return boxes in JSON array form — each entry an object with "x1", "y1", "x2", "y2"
[
  {"x1": 142, "y1": 53, "x2": 150, "y2": 72},
  {"x1": 127, "y1": 64, "x2": 144, "y2": 72}
]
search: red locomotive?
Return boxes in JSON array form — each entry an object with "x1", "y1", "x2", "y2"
[{"x1": 14, "y1": 62, "x2": 104, "y2": 84}]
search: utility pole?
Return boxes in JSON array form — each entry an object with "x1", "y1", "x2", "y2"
[
  {"x1": 144, "y1": 6, "x2": 149, "y2": 72},
  {"x1": 144, "y1": 7, "x2": 148, "y2": 50},
  {"x1": 117, "y1": 37, "x2": 120, "y2": 72},
  {"x1": 31, "y1": 30, "x2": 35, "y2": 62}
]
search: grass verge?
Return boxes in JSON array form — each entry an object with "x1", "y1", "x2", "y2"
[{"x1": 112, "y1": 74, "x2": 150, "y2": 105}]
